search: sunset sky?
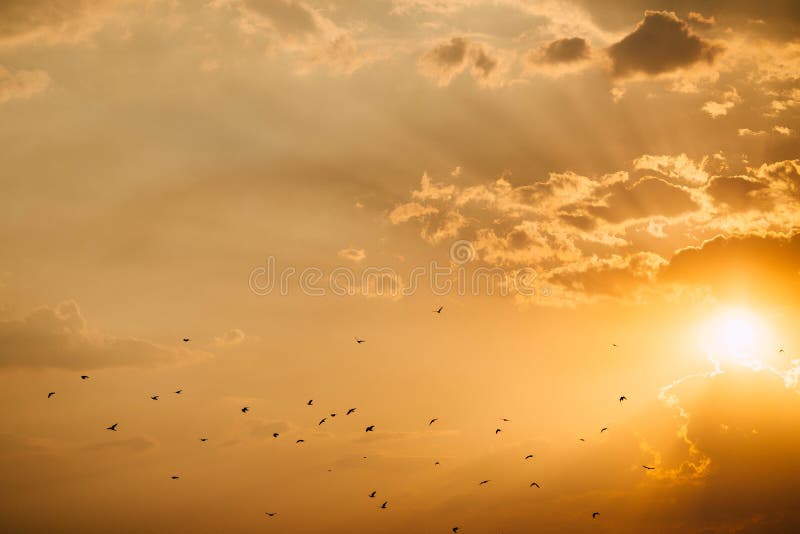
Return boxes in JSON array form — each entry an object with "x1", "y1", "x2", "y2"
[{"x1": 1, "y1": 1, "x2": 800, "y2": 532}]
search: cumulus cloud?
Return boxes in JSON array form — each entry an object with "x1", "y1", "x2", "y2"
[
  {"x1": 0, "y1": 65, "x2": 50, "y2": 105},
  {"x1": 0, "y1": 301, "x2": 209, "y2": 369},
  {"x1": 337, "y1": 247, "x2": 366, "y2": 262},
  {"x1": 607, "y1": 11, "x2": 724, "y2": 78},
  {"x1": 0, "y1": 0, "x2": 113, "y2": 46},
  {"x1": 702, "y1": 87, "x2": 741, "y2": 118},
  {"x1": 419, "y1": 37, "x2": 507, "y2": 87},
  {"x1": 535, "y1": 37, "x2": 591, "y2": 64}
]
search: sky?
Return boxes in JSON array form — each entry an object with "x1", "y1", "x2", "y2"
[{"x1": 1, "y1": 1, "x2": 799, "y2": 532}]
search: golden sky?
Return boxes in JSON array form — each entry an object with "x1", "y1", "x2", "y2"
[{"x1": 1, "y1": 1, "x2": 800, "y2": 532}]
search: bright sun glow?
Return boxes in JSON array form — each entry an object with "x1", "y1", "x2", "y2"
[{"x1": 702, "y1": 308, "x2": 772, "y2": 368}]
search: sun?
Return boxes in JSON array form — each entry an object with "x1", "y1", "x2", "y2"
[{"x1": 702, "y1": 308, "x2": 772, "y2": 368}]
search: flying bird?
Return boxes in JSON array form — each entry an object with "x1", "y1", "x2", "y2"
[
  {"x1": 369, "y1": 491, "x2": 376, "y2": 498},
  {"x1": 355, "y1": 337, "x2": 366, "y2": 344},
  {"x1": 619, "y1": 396, "x2": 627, "y2": 403},
  {"x1": 47, "y1": 392, "x2": 55, "y2": 398},
  {"x1": 642, "y1": 465, "x2": 655, "y2": 470},
  {"x1": 199, "y1": 438, "x2": 208, "y2": 442},
  {"x1": 779, "y1": 348, "x2": 784, "y2": 353},
  {"x1": 307, "y1": 399, "x2": 313, "y2": 406},
  {"x1": 319, "y1": 418, "x2": 327, "y2": 426},
  {"x1": 365, "y1": 425, "x2": 375, "y2": 432},
  {"x1": 530, "y1": 482, "x2": 540, "y2": 488},
  {"x1": 501, "y1": 418, "x2": 511, "y2": 422},
  {"x1": 524, "y1": 454, "x2": 534, "y2": 460},
  {"x1": 106, "y1": 423, "x2": 118, "y2": 431},
  {"x1": 171, "y1": 476, "x2": 180, "y2": 480},
  {"x1": 241, "y1": 407, "x2": 249, "y2": 413},
  {"x1": 592, "y1": 512, "x2": 600, "y2": 519},
  {"x1": 265, "y1": 513, "x2": 277, "y2": 517},
  {"x1": 612, "y1": 343, "x2": 618, "y2": 347},
  {"x1": 151, "y1": 395, "x2": 159, "y2": 400},
  {"x1": 272, "y1": 433, "x2": 279, "y2": 438},
  {"x1": 495, "y1": 428, "x2": 502, "y2": 434},
  {"x1": 80, "y1": 375, "x2": 89, "y2": 380},
  {"x1": 434, "y1": 461, "x2": 440, "y2": 466},
  {"x1": 182, "y1": 338, "x2": 190, "y2": 343},
  {"x1": 346, "y1": 408, "x2": 356, "y2": 415},
  {"x1": 429, "y1": 418, "x2": 438, "y2": 426},
  {"x1": 479, "y1": 480, "x2": 491, "y2": 485},
  {"x1": 434, "y1": 306, "x2": 443, "y2": 314},
  {"x1": 175, "y1": 390, "x2": 182, "y2": 394},
  {"x1": 380, "y1": 501, "x2": 388, "y2": 509},
  {"x1": 296, "y1": 439, "x2": 305, "y2": 444},
  {"x1": 600, "y1": 427, "x2": 607, "y2": 433},
  {"x1": 452, "y1": 528, "x2": 459, "y2": 533},
  {"x1": 330, "y1": 413, "x2": 336, "y2": 417},
  {"x1": 579, "y1": 438, "x2": 585, "y2": 442}
]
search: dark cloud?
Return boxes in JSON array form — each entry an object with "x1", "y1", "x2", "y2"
[
  {"x1": 589, "y1": 177, "x2": 698, "y2": 223},
  {"x1": 240, "y1": 0, "x2": 318, "y2": 36},
  {"x1": 0, "y1": 301, "x2": 209, "y2": 370},
  {"x1": 607, "y1": 10, "x2": 724, "y2": 77},
  {"x1": 539, "y1": 37, "x2": 591, "y2": 64},
  {"x1": 0, "y1": 0, "x2": 106, "y2": 45},
  {"x1": 705, "y1": 176, "x2": 770, "y2": 211},
  {"x1": 426, "y1": 36, "x2": 468, "y2": 67},
  {"x1": 471, "y1": 45, "x2": 498, "y2": 79}
]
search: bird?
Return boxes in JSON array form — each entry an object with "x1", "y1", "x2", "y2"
[
  {"x1": 600, "y1": 427, "x2": 608, "y2": 433},
  {"x1": 501, "y1": 418, "x2": 511, "y2": 422},
  {"x1": 495, "y1": 428, "x2": 502, "y2": 434},
  {"x1": 265, "y1": 513, "x2": 277, "y2": 517},
  {"x1": 452, "y1": 528, "x2": 459, "y2": 533},
  {"x1": 612, "y1": 343, "x2": 618, "y2": 347},
  {"x1": 429, "y1": 418, "x2": 438, "y2": 426},
  {"x1": 175, "y1": 390, "x2": 182, "y2": 394},
  {"x1": 530, "y1": 482, "x2": 540, "y2": 488},
  {"x1": 365, "y1": 425, "x2": 375, "y2": 432},
  {"x1": 619, "y1": 396, "x2": 627, "y2": 403},
  {"x1": 779, "y1": 348, "x2": 785, "y2": 353},
  {"x1": 355, "y1": 338, "x2": 366, "y2": 344},
  {"x1": 380, "y1": 501, "x2": 388, "y2": 509},
  {"x1": 182, "y1": 338, "x2": 190, "y2": 342},
  {"x1": 434, "y1": 306, "x2": 443, "y2": 314},
  {"x1": 319, "y1": 417, "x2": 327, "y2": 426},
  {"x1": 47, "y1": 392, "x2": 55, "y2": 398},
  {"x1": 369, "y1": 491, "x2": 376, "y2": 498},
  {"x1": 479, "y1": 480, "x2": 491, "y2": 485},
  {"x1": 642, "y1": 465, "x2": 655, "y2": 470},
  {"x1": 296, "y1": 439, "x2": 305, "y2": 444},
  {"x1": 171, "y1": 476, "x2": 180, "y2": 480},
  {"x1": 593, "y1": 512, "x2": 600, "y2": 519},
  {"x1": 200, "y1": 438, "x2": 208, "y2": 442},
  {"x1": 330, "y1": 413, "x2": 337, "y2": 417},
  {"x1": 151, "y1": 395, "x2": 159, "y2": 400},
  {"x1": 346, "y1": 408, "x2": 356, "y2": 415},
  {"x1": 106, "y1": 423, "x2": 118, "y2": 431},
  {"x1": 524, "y1": 454, "x2": 534, "y2": 460},
  {"x1": 434, "y1": 461, "x2": 440, "y2": 466},
  {"x1": 241, "y1": 407, "x2": 249, "y2": 413},
  {"x1": 307, "y1": 399, "x2": 313, "y2": 406},
  {"x1": 80, "y1": 375, "x2": 89, "y2": 380},
  {"x1": 272, "y1": 433, "x2": 279, "y2": 438},
  {"x1": 579, "y1": 438, "x2": 585, "y2": 442}
]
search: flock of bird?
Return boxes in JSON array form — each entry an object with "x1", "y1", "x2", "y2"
[{"x1": 44, "y1": 306, "x2": 644, "y2": 530}]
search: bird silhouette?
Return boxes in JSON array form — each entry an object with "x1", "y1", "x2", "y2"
[
  {"x1": 265, "y1": 513, "x2": 277, "y2": 517},
  {"x1": 524, "y1": 454, "x2": 534, "y2": 459},
  {"x1": 369, "y1": 491, "x2": 376, "y2": 498},
  {"x1": 241, "y1": 407, "x2": 249, "y2": 413},
  {"x1": 380, "y1": 501, "x2": 387, "y2": 509},
  {"x1": 330, "y1": 413, "x2": 336, "y2": 417},
  {"x1": 600, "y1": 427, "x2": 607, "y2": 433},
  {"x1": 612, "y1": 343, "x2": 618, "y2": 347},
  {"x1": 429, "y1": 418, "x2": 438, "y2": 426},
  {"x1": 642, "y1": 465, "x2": 655, "y2": 470},
  {"x1": 182, "y1": 338, "x2": 190, "y2": 342},
  {"x1": 619, "y1": 396, "x2": 627, "y2": 403},
  {"x1": 47, "y1": 392, "x2": 55, "y2": 398},
  {"x1": 434, "y1": 461, "x2": 440, "y2": 466},
  {"x1": 200, "y1": 438, "x2": 208, "y2": 442},
  {"x1": 501, "y1": 418, "x2": 511, "y2": 422},
  {"x1": 296, "y1": 439, "x2": 305, "y2": 444},
  {"x1": 452, "y1": 528, "x2": 459, "y2": 533},
  {"x1": 272, "y1": 433, "x2": 279, "y2": 438},
  {"x1": 365, "y1": 425, "x2": 375, "y2": 432},
  {"x1": 346, "y1": 408, "x2": 356, "y2": 415},
  {"x1": 106, "y1": 423, "x2": 118, "y2": 431},
  {"x1": 779, "y1": 348, "x2": 785, "y2": 353},
  {"x1": 495, "y1": 428, "x2": 502, "y2": 434},
  {"x1": 355, "y1": 338, "x2": 366, "y2": 344},
  {"x1": 592, "y1": 512, "x2": 600, "y2": 519},
  {"x1": 151, "y1": 395, "x2": 159, "y2": 400},
  {"x1": 434, "y1": 306, "x2": 443, "y2": 314},
  {"x1": 307, "y1": 399, "x2": 313, "y2": 406},
  {"x1": 319, "y1": 417, "x2": 327, "y2": 426},
  {"x1": 80, "y1": 375, "x2": 89, "y2": 380},
  {"x1": 530, "y1": 482, "x2": 540, "y2": 488},
  {"x1": 171, "y1": 476, "x2": 180, "y2": 480},
  {"x1": 579, "y1": 438, "x2": 585, "y2": 442},
  {"x1": 175, "y1": 390, "x2": 182, "y2": 394},
  {"x1": 479, "y1": 480, "x2": 491, "y2": 485}
]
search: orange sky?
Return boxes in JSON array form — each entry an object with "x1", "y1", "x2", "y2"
[{"x1": 1, "y1": 1, "x2": 800, "y2": 532}]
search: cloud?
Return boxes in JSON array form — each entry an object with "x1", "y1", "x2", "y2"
[
  {"x1": 213, "y1": 328, "x2": 246, "y2": 347},
  {"x1": 0, "y1": 65, "x2": 50, "y2": 104},
  {"x1": 773, "y1": 125, "x2": 793, "y2": 136},
  {"x1": 535, "y1": 37, "x2": 591, "y2": 64},
  {"x1": 686, "y1": 11, "x2": 715, "y2": 29},
  {"x1": 337, "y1": 247, "x2": 367, "y2": 262},
  {"x1": 0, "y1": 0, "x2": 113, "y2": 46},
  {"x1": 418, "y1": 36, "x2": 470, "y2": 86},
  {"x1": 239, "y1": 0, "x2": 318, "y2": 37},
  {"x1": 0, "y1": 301, "x2": 209, "y2": 370},
  {"x1": 737, "y1": 128, "x2": 767, "y2": 137},
  {"x1": 607, "y1": 11, "x2": 724, "y2": 78},
  {"x1": 589, "y1": 177, "x2": 699, "y2": 223},
  {"x1": 702, "y1": 87, "x2": 741, "y2": 118},
  {"x1": 389, "y1": 202, "x2": 439, "y2": 224},
  {"x1": 633, "y1": 153, "x2": 709, "y2": 185}
]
